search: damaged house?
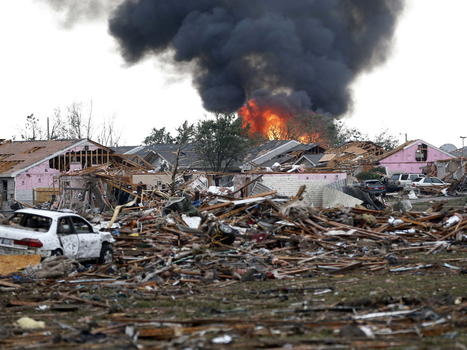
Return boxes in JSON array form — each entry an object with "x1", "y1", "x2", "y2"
[
  {"x1": 318, "y1": 141, "x2": 386, "y2": 173},
  {"x1": 241, "y1": 140, "x2": 326, "y2": 172},
  {"x1": 0, "y1": 139, "x2": 112, "y2": 209},
  {"x1": 377, "y1": 139, "x2": 454, "y2": 174},
  {"x1": 114, "y1": 144, "x2": 212, "y2": 172}
]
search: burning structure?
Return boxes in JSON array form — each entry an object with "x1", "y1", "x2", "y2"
[{"x1": 238, "y1": 97, "x2": 332, "y2": 145}]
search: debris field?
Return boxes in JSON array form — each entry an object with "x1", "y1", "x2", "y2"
[{"x1": 0, "y1": 186, "x2": 466, "y2": 349}]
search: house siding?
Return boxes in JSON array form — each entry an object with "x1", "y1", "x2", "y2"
[
  {"x1": 379, "y1": 141, "x2": 453, "y2": 174},
  {"x1": 15, "y1": 160, "x2": 61, "y2": 203}
]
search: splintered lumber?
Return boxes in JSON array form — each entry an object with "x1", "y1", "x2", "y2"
[
  {"x1": 59, "y1": 293, "x2": 109, "y2": 308},
  {"x1": 107, "y1": 198, "x2": 138, "y2": 229},
  {"x1": 231, "y1": 175, "x2": 263, "y2": 195},
  {"x1": 292, "y1": 184, "x2": 307, "y2": 200},
  {"x1": 218, "y1": 205, "x2": 250, "y2": 220},
  {"x1": 400, "y1": 217, "x2": 429, "y2": 228},
  {"x1": 200, "y1": 201, "x2": 233, "y2": 211},
  {"x1": 0, "y1": 280, "x2": 22, "y2": 288},
  {"x1": 244, "y1": 190, "x2": 277, "y2": 199}
]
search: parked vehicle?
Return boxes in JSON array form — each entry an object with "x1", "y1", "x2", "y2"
[
  {"x1": 359, "y1": 180, "x2": 386, "y2": 194},
  {"x1": 0, "y1": 209, "x2": 114, "y2": 263},
  {"x1": 411, "y1": 177, "x2": 449, "y2": 188},
  {"x1": 390, "y1": 173, "x2": 426, "y2": 187}
]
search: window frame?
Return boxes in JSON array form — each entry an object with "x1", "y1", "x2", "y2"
[
  {"x1": 70, "y1": 216, "x2": 94, "y2": 234},
  {"x1": 57, "y1": 216, "x2": 74, "y2": 235}
]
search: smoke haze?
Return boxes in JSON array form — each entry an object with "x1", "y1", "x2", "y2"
[{"x1": 39, "y1": 0, "x2": 121, "y2": 26}]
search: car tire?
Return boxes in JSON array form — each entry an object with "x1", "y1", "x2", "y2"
[
  {"x1": 98, "y1": 243, "x2": 113, "y2": 264},
  {"x1": 51, "y1": 249, "x2": 63, "y2": 256}
]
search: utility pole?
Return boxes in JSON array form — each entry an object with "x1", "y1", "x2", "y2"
[
  {"x1": 461, "y1": 136, "x2": 466, "y2": 175},
  {"x1": 461, "y1": 137, "x2": 466, "y2": 156}
]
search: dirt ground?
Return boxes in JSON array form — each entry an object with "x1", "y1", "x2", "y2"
[{"x1": 0, "y1": 251, "x2": 466, "y2": 350}]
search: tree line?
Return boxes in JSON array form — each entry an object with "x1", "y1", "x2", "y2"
[
  {"x1": 17, "y1": 102, "x2": 400, "y2": 172},
  {"x1": 19, "y1": 102, "x2": 121, "y2": 147}
]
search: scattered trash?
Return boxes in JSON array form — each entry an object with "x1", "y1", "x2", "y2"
[
  {"x1": 212, "y1": 334, "x2": 233, "y2": 344},
  {"x1": 16, "y1": 317, "x2": 45, "y2": 330},
  {"x1": 24, "y1": 256, "x2": 82, "y2": 279}
]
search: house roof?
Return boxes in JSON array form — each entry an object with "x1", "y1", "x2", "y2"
[
  {"x1": 0, "y1": 139, "x2": 84, "y2": 177},
  {"x1": 111, "y1": 146, "x2": 139, "y2": 154},
  {"x1": 294, "y1": 153, "x2": 324, "y2": 167},
  {"x1": 242, "y1": 140, "x2": 296, "y2": 164},
  {"x1": 132, "y1": 144, "x2": 207, "y2": 169},
  {"x1": 260, "y1": 143, "x2": 324, "y2": 168}
]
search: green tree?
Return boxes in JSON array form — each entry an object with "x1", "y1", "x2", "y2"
[
  {"x1": 194, "y1": 113, "x2": 252, "y2": 172},
  {"x1": 175, "y1": 121, "x2": 195, "y2": 145},
  {"x1": 373, "y1": 130, "x2": 399, "y2": 151},
  {"x1": 143, "y1": 127, "x2": 174, "y2": 145}
]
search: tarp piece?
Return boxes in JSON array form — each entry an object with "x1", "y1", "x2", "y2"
[
  {"x1": 0, "y1": 254, "x2": 41, "y2": 275},
  {"x1": 322, "y1": 187, "x2": 363, "y2": 208}
]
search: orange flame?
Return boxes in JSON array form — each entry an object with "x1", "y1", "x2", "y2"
[{"x1": 238, "y1": 99, "x2": 324, "y2": 144}]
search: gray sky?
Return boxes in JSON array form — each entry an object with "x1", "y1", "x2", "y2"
[{"x1": 0, "y1": 0, "x2": 466, "y2": 147}]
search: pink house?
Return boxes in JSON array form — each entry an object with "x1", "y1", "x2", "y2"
[
  {"x1": 378, "y1": 140, "x2": 454, "y2": 174},
  {"x1": 0, "y1": 139, "x2": 112, "y2": 208}
]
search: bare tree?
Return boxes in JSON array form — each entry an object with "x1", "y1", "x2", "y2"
[
  {"x1": 66, "y1": 102, "x2": 92, "y2": 139},
  {"x1": 18, "y1": 102, "x2": 123, "y2": 146},
  {"x1": 20, "y1": 114, "x2": 45, "y2": 141},
  {"x1": 96, "y1": 116, "x2": 122, "y2": 147}
]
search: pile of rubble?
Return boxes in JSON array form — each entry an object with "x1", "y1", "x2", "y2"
[
  {"x1": 100, "y1": 188, "x2": 465, "y2": 284},
  {"x1": 0, "y1": 180, "x2": 465, "y2": 349}
]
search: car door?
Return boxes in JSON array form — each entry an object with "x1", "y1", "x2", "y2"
[
  {"x1": 422, "y1": 178, "x2": 432, "y2": 187},
  {"x1": 71, "y1": 216, "x2": 101, "y2": 259},
  {"x1": 57, "y1": 217, "x2": 80, "y2": 258},
  {"x1": 430, "y1": 178, "x2": 444, "y2": 186}
]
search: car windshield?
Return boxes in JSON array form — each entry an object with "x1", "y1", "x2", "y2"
[
  {"x1": 366, "y1": 180, "x2": 382, "y2": 185},
  {"x1": 7, "y1": 213, "x2": 52, "y2": 232}
]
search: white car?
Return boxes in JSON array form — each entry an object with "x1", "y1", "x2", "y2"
[
  {"x1": 390, "y1": 173, "x2": 425, "y2": 187},
  {"x1": 411, "y1": 177, "x2": 449, "y2": 188},
  {"x1": 0, "y1": 209, "x2": 115, "y2": 263}
]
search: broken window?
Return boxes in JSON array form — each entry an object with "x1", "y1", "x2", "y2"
[
  {"x1": 71, "y1": 217, "x2": 93, "y2": 233},
  {"x1": 415, "y1": 144, "x2": 428, "y2": 162},
  {"x1": 8, "y1": 213, "x2": 52, "y2": 232},
  {"x1": 58, "y1": 217, "x2": 73, "y2": 234}
]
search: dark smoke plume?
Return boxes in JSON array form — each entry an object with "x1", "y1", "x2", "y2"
[{"x1": 103, "y1": 1, "x2": 401, "y2": 116}]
